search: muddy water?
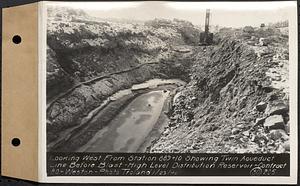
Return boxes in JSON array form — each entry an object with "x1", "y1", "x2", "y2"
[{"x1": 78, "y1": 90, "x2": 171, "y2": 152}]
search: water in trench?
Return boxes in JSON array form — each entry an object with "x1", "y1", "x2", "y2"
[{"x1": 77, "y1": 89, "x2": 170, "y2": 152}]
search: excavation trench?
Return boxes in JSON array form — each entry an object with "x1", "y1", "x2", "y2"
[
  {"x1": 47, "y1": 12, "x2": 290, "y2": 154},
  {"x1": 49, "y1": 79, "x2": 186, "y2": 152}
]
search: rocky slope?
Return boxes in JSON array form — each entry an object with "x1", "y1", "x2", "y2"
[{"x1": 150, "y1": 27, "x2": 290, "y2": 153}]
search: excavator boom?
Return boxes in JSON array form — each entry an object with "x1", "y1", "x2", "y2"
[{"x1": 199, "y1": 9, "x2": 213, "y2": 46}]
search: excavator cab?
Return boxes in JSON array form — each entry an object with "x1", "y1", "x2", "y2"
[
  {"x1": 199, "y1": 9, "x2": 213, "y2": 46},
  {"x1": 199, "y1": 32, "x2": 213, "y2": 46}
]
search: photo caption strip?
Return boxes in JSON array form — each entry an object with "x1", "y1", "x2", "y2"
[{"x1": 47, "y1": 153, "x2": 289, "y2": 176}]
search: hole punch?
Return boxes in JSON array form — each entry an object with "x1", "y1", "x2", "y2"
[
  {"x1": 12, "y1": 35, "x2": 22, "y2": 44},
  {"x1": 11, "y1": 138, "x2": 21, "y2": 147}
]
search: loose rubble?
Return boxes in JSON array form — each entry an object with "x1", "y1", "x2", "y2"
[{"x1": 150, "y1": 25, "x2": 289, "y2": 153}]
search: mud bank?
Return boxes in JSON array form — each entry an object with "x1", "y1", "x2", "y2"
[
  {"x1": 46, "y1": 54, "x2": 190, "y2": 142},
  {"x1": 47, "y1": 7, "x2": 197, "y2": 146},
  {"x1": 48, "y1": 79, "x2": 185, "y2": 151}
]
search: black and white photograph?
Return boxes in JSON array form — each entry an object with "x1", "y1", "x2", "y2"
[
  {"x1": 46, "y1": 1, "x2": 292, "y2": 154},
  {"x1": 0, "y1": 0, "x2": 297, "y2": 183},
  {"x1": 40, "y1": 1, "x2": 299, "y2": 182}
]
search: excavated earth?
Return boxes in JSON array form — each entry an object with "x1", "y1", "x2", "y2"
[{"x1": 47, "y1": 7, "x2": 290, "y2": 153}]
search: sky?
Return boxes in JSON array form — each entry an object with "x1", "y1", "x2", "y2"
[{"x1": 46, "y1": 1, "x2": 295, "y2": 28}]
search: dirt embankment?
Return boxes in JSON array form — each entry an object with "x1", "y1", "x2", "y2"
[
  {"x1": 46, "y1": 8, "x2": 198, "y2": 144},
  {"x1": 150, "y1": 27, "x2": 290, "y2": 153}
]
